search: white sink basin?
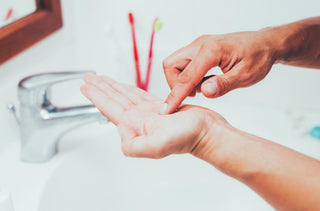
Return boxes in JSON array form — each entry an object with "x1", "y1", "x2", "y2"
[
  {"x1": 38, "y1": 124, "x2": 271, "y2": 211},
  {"x1": 1, "y1": 99, "x2": 320, "y2": 211}
]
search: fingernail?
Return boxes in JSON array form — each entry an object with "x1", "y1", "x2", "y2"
[
  {"x1": 159, "y1": 103, "x2": 168, "y2": 115},
  {"x1": 204, "y1": 82, "x2": 217, "y2": 96}
]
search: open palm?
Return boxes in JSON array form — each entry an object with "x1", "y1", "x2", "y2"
[{"x1": 81, "y1": 73, "x2": 226, "y2": 158}]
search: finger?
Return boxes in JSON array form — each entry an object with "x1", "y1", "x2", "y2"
[
  {"x1": 163, "y1": 46, "x2": 198, "y2": 89},
  {"x1": 163, "y1": 35, "x2": 212, "y2": 91},
  {"x1": 163, "y1": 56, "x2": 191, "y2": 89},
  {"x1": 100, "y1": 75, "x2": 159, "y2": 102},
  {"x1": 201, "y1": 66, "x2": 242, "y2": 98},
  {"x1": 80, "y1": 84, "x2": 124, "y2": 124},
  {"x1": 162, "y1": 46, "x2": 221, "y2": 114},
  {"x1": 83, "y1": 73, "x2": 134, "y2": 110}
]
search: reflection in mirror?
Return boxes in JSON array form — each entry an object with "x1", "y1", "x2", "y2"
[
  {"x1": 0, "y1": 0, "x2": 62, "y2": 65},
  {"x1": 0, "y1": 0, "x2": 37, "y2": 28}
]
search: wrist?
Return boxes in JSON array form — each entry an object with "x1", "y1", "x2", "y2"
[
  {"x1": 191, "y1": 111, "x2": 237, "y2": 168},
  {"x1": 257, "y1": 26, "x2": 287, "y2": 64},
  {"x1": 260, "y1": 20, "x2": 311, "y2": 65},
  {"x1": 191, "y1": 113, "x2": 263, "y2": 180}
]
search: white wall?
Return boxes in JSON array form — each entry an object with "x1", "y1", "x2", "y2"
[{"x1": 0, "y1": 0, "x2": 319, "y2": 110}]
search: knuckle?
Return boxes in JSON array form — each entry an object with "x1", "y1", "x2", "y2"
[
  {"x1": 162, "y1": 58, "x2": 174, "y2": 71},
  {"x1": 212, "y1": 41, "x2": 223, "y2": 52},
  {"x1": 200, "y1": 42, "x2": 212, "y2": 53},
  {"x1": 199, "y1": 42, "x2": 210, "y2": 53},
  {"x1": 193, "y1": 34, "x2": 210, "y2": 44},
  {"x1": 200, "y1": 40, "x2": 222, "y2": 56},
  {"x1": 178, "y1": 72, "x2": 192, "y2": 84}
]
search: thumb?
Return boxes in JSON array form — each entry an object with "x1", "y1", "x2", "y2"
[
  {"x1": 201, "y1": 71, "x2": 239, "y2": 98},
  {"x1": 117, "y1": 123, "x2": 165, "y2": 158}
]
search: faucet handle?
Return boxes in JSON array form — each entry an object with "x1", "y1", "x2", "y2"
[
  {"x1": 18, "y1": 71, "x2": 95, "y2": 106},
  {"x1": 18, "y1": 71, "x2": 95, "y2": 90}
]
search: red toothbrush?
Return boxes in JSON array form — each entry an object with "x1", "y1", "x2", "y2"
[
  {"x1": 143, "y1": 18, "x2": 159, "y2": 91},
  {"x1": 128, "y1": 13, "x2": 162, "y2": 90},
  {"x1": 5, "y1": 8, "x2": 13, "y2": 21},
  {"x1": 128, "y1": 13, "x2": 142, "y2": 89}
]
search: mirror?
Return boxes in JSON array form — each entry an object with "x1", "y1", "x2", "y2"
[
  {"x1": 0, "y1": 0, "x2": 37, "y2": 28},
  {"x1": 0, "y1": 0, "x2": 63, "y2": 65}
]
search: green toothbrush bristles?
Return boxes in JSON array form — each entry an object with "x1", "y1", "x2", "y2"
[{"x1": 154, "y1": 20, "x2": 162, "y2": 31}]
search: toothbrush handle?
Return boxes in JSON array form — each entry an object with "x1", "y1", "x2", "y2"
[
  {"x1": 131, "y1": 25, "x2": 142, "y2": 88},
  {"x1": 144, "y1": 23, "x2": 156, "y2": 91},
  {"x1": 129, "y1": 13, "x2": 142, "y2": 89}
]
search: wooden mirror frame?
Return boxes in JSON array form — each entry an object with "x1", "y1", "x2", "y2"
[{"x1": 0, "y1": 0, "x2": 63, "y2": 65}]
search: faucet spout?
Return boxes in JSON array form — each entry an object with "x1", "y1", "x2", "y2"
[
  {"x1": 20, "y1": 105, "x2": 104, "y2": 163},
  {"x1": 16, "y1": 71, "x2": 109, "y2": 163}
]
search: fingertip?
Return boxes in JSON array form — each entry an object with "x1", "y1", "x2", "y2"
[
  {"x1": 80, "y1": 84, "x2": 88, "y2": 95},
  {"x1": 161, "y1": 100, "x2": 181, "y2": 114},
  {"x1": 162, "y1": 85, "x2": 188, "y2": 114},
  {"x1": 162, "y1": 97, "x2": 184, "y2": 114},
  {"x1": 159, "y1": 103, "x2": 168, "y2": 115},
  {"x1": 83, "y1": 72, "x2": 96, "y2": 83}
]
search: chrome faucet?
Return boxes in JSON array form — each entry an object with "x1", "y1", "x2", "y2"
[{"x1": 8, "y1": 71, "x2": 107, "y2": 163}]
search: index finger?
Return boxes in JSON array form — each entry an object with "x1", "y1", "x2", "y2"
[
  {"x1": 162, "y1": 47, "x2": 221, "y2": 114},
  {"x1": 163, "y1": 50, "x2": 193, "y2": 89}
]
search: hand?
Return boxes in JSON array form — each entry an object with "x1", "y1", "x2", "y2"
[
  {"x1": 80, "y1": 73, "x2": 228, "y2": 158},
  {"x1": 162, "y1": 30, "x2": 277, "y2": 114}
]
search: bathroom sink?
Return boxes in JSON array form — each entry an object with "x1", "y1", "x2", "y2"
[
  {"x1": 1, "y1": 99, "x2": 320, "y2": 211},
  {"x1": 38, "y1": 123, "x2": 272, "y2": 211},
  {"x1": 37, "y1": 99, "x2": 278, "y2": 211}
]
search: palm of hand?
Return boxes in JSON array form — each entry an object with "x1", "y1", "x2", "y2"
[{"x1": 81, "y1": 73, "x2": 211, "y2": 158}]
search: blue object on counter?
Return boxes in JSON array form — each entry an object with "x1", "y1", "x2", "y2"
[{"x1": 310, "y1": 126, "x2": 320, "y2": 140}]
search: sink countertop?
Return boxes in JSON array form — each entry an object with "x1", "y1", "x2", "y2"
[{"x1": 0, "y1": 93, "x2": 319, "y2": 210}]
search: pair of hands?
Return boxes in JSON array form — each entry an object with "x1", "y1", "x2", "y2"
[
  {"x1": 81, "y1": 30, "x2": 277, "y2": 159},
  {"x1": 81, "y1": 73, "x2": 228, "y2": 159},
  {"x1": 81, "y1": 18, "x2": 320, "y2": 211}
]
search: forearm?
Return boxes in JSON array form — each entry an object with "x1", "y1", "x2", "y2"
[
  {"x1": 265, "y1": 16, "x2": 320, "y2": 68},
  {"x1": 194, "y1": 126, "x2": 320, "y2": 211}
]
